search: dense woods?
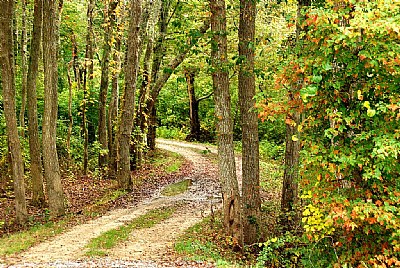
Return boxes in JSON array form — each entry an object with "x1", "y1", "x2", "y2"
[{"x1": 0, "y1": 0, "x2": 399, "y2": 266}]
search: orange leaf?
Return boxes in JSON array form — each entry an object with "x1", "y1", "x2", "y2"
[{"x1": 366, "y1": 217, "x2": 377, "y2": 224}]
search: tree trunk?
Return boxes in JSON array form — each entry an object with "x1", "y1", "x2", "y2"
[
  {"x1": 136, "y1": 36, "x2": 153, "y2": 167},
  {"x1": 0, "y1": 0, "x2": 28, "y2": 224},
  {"x1": 42, "y1": 0, "x2": 65, "y2": 217},
  {"x1": 66, "y1": 63, "x2": 73, "y2": 163},
  {"x1": 82, "y1": 0, "x2": 95, "y2": 175},
  {"x1": 146, "y1": 19, "x2": 210, "y2": 149},
  {"x1": 108, "y1": 32, "x2": 121, "y2": 177},
  {"x1": 116, "y1": 0, "x2": 142, "y2": 190},
  {"x1": 238, "y1": 0, "x2": 261, "y2": 245},
  {"x1": 280, "y1": 0, "x2": 310, "y2": 232},
  {"x1": 19, "y1": 0, "x2": 28, "y2": 138},
  {"x1": 184, "y1": 67, "x2": 201, "y2": 141},
  {"x1": 98, "y1": 0, "x2": 119, "y2": 168},
  {"x1": 27, "y1": 0, "x2": 45, "y2": 207},
  {"x1": 146, "y1": 0, "x2": 170, "y2": 150},
  {"x1": 210, "y1": 0, "x2": 242, "y2": 248}
]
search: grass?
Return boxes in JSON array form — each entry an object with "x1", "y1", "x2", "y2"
[
  {"x1": 85, "y1": 206, "x2": 176, "y2": 257},
  {"x1": 0, "y1": 220, "x2": 67, "y2": 256},
  {"x1": 148, "y1": 149, "x2": 185, "y2": 173},
  {"x1": 161, "y1": 179, "x2": 191, "y2": 196},
  {"x1": 174, "y1": 213, "x2": 249, "y2": 267}
]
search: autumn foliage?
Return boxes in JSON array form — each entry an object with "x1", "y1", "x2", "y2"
[{"x1": 261, "y1": 0, "x2": 400, "y2": 266}]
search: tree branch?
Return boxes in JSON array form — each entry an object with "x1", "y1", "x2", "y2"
[{"x1": 197, "y1": 91, "x2": 213, "y2": 102}]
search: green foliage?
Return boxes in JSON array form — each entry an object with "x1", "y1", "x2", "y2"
[
  {"x1": 259, "y1": 140, "x2": 284, "y2": 160},
  {"x1": 85, "y1": 206, "x2": 176, "y2": 256},
  {"x1": 268, "y1": 1, "x2": 400, "y2": 266},
  {"x1": 157, "y1": 126, "x2": 187, "y2": 140},
  {"x1": 257, "y1": 233, "x2": 303, "y2": 268}
]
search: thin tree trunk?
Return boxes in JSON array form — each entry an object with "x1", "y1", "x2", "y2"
[
  {"x1": 108, "y1": 34, "x2": 121, "y2": 177},
  {"x1": 116, "y1": 0, "x2": 142, "y2": 190},
  {"x1": 0, "y1": 0, "x2": 28, "y2": 224},
  {"x1": 98, "y1": 0, "x2": 119, "y2": 168},
  {"x1": 82, "y1": 0, "x2": 95, "y2": 175},
  {"x1": 184, "y1": 67, "x2": 200, "y2": 141},
  {"x1": 19, "y1": 0, "x2": 28, "y2": 138},
  {"x1": 146, "y1": 0, "x2": 170, "y2": 150},
  {"x1": 136, "y1": 37, "x2": 153, "y2": 167},
  {"x1": 42, "y1": 0, "x2": 65, "y2": 217},
  {"x1": 280, "y1": 0, "x2": 310, "y2": 232},
  {"x1": 27, "y1": 0, "x2": 45, "y2": 206},
  {"x1": 238, "y1": 0, "x2": 261, "y2": 245},
  {"x1": 146, "y1": 19, "x2": 210, "y2": 149},
  {"x1": 12, "y1": 1, "x2": 18, "y2": 66},
  {"x1": 210, "y1": 0, "x2": 242, "y2": 248},
  {"x1": 66, "y1": 63, "x2": 73, "y2": 163}
]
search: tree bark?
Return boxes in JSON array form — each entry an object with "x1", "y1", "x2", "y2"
[
  {"x1": 116, "y1": 0, "x2": 142, "y2": 190},
  {"x1": 98, "y1": 0, "x2": 119, "y2": 168},
  {"x1": 19, "y1": 0, "x2": 28, "y2": 138},
  {"x1": 135, "y1": 36, "x2": 153, "y2": 167},
  {"x1": 210, "y1": 0, "x2": 242, "y2": 248},
  {"x1": 82, "y1": 0, "x2": 95, "y2": 175},
  {"x1": 108, "y1": 31, "x2": 121, "y2": 177},
  {"x1": 42, "y1": 0, "x2": 65, "y2": 217},
  {"x1": 238, "y1": 0, "x2": 261, "y2": 245},
  {"x1": 184, "y1": 67, "x2": 200, "y2": 140},
  {"x1": 280, "y1": 0, "x2": 310, "y2": 232},
  {"x1": 0, "y1": 0, "x2": 28, "y2": 224},
  {"x1": 27, "y1": 0, "x2": 45, "y2": 206},
  {"x1": 66, "y1": 62, "x2": 73, "y2": 163},
  {"x1": 146, "y1": 0, "x2": 170, "y2": 150}
]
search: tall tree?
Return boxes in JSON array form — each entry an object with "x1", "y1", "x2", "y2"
[
  {"x1": 42, "y1": 0, "x2": 65, "y2": 217},
  {"x1": 19, "y1": 0, "x2": 28, "y2": 138},
  {"x1": 210, "y1": 0, "x2": 242, "y2": 248},
  {"x1": 146, "y1": 0, "x2": 171, "y2": 150},
  {"x1": 98, "y1": 0, "x2": 119, "y2": 168},
  {"x1": 146, "y1": 18, "x2": 210, "y2": 149},
  {"x1": 116, "y1": 0, "x2": 142, "y2": 189},
  {"x1": 280, "y1": 0, "x2": 310, "y2": 232},
  {"x1": 238, "y1": 0, "x2": 261, "y2": 244},
  {"x1": 0, "y1": 0, "x2": 28, "y2": 224},
  {"x1": 107, "y1": 32, "x2": 121, "y2": 176},
  {"x1": 27, "y1": 0, "x2": 45, "y2": 206},
  {"x1": 82, "y1": 0, "x2": 95, "y2": 175}
]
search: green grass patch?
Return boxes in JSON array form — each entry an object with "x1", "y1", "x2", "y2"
[
  {"x1": 0, "y1": 220, "x2": 67, "y2": 256},
  {"x1": 147, "y1": 149, "x2": 184, "y2": 174},
  {"x1": 85, "y1": 206, "x2": 176, "y2": 257},
  {"x1": 259, "y1": 160, "x2": 282, "y2": 193},
  {"x1": 161, "y1": 179, "x2": 191, "y2": 196},
  {"x1": 174, "y1": 212, "x2": 248, "y2": 267},
  {"x1": 93, "y1": 189, "x2": 127, "y2": 207}
]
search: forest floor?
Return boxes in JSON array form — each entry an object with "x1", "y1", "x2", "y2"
[{"x1": 1, "y1": 139, "x2": 242, "y2": 268}]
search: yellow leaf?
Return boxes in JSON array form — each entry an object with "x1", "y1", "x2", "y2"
[{"x1": 292, "y1": 135, "x2": 299, "y2": 141}]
